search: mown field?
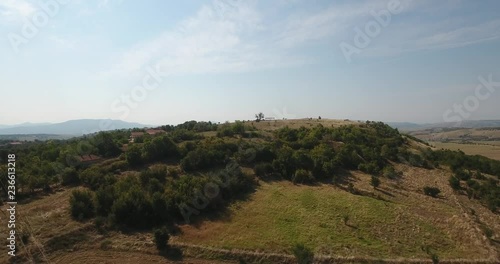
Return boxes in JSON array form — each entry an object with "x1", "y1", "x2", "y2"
[
  {"x1": 431, "y1": 141, "x2": 500, "y2": 161},
  {"x1": 409, "y1": 128, "x2": 500, "y2": 142}
]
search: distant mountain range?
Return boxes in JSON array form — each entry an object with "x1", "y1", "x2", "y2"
[
  {"x1": 0, "y1": 119, "x2": 149, "y2": 136},
  {"x1": 0, "y1": 122, "x2": 52, "y2": 129},
  {"x1": 387, "y1": 120, "x2": 500, "y2": 131}
]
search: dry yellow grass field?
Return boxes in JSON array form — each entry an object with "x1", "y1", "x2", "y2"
[
  {"x1": 431, "y1": 142, "x2": 500, "y2": 161},
  {"x1": 411, "y1": 128, "x2": 500, "y2": 142}
]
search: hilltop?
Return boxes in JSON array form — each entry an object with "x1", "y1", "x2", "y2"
[{"x1": 0, "y1": 118, "x2": 498, "y2": 264}]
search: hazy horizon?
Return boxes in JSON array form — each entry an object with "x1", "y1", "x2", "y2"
[
  {"x1": 1, "y1": 0, "x2": 499, "y2": 125},
  {"x1": 2, "y1": 117, "x2": 500, "y2": 128}
]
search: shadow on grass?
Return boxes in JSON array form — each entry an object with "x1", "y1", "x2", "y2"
[
  {"x1": 375, "y1": 188, "x2": 395, "y2": 198},
  {"x1": 258, "y1": 172, "x2": 287, "y2": 183},
  {"x1": 313, "y1": 169, "x2": 355, "y2": 186},
  {"x1": 160, "y1": 246, "x2": 184, "y2": 261},
  {"x1": 346, "y1": 223, "x2": 359, "y2": 229},
  {"x1": 115, "y1": 221, "x2": 182, "y2": 237},
  {"x1": 186, "y1": 179, "x2": 259, "y2": 228},
  {"x1": 16, "y1": 186, "x2": 65, "y2": 204},
  {"x1": 45, "y1": 229, "x2": 90, "y2": 253}
]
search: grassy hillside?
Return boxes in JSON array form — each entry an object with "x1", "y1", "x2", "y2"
[
  {"x1": 1, "y1": 119, "x2": 499, "y2": 263},
  {"x1": 175, "y1": 167, "x2": 496, "y2": 260}
]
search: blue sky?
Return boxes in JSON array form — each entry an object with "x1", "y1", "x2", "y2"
[{"x1": 1, "y1": 0, "x2": 499, "y2": 126}]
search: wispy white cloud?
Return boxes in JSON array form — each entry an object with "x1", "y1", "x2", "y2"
[
  {"x1": 104, "y1": 0, "x2": 500, "y2": 77},
  {"x1": 277, "y1": 0, "x2": 419, "y2": 48},
  {"x1": 359, "y1": 18, "x2": 500, "y2": 58},
  {"x1": 71, "y1": 0, "x2": 122, "y2": 17},
  {"x1": 413, "y1": 20, "x2": 500, "y2": 50},
  {"x1": 104, "y1": 1, "x2": 309, "y2": 78},
  {"x1": 97, "y1": 0, "x2": 122, "y2": 9},
  {"x1": 326, "y1": 0, "x2": 500, "y2": 60},
  {"x1": 0, "y1": 0, "x2": 36, "y2": 22},
  {"x1": 277, "y1": 1, "x2": 381, "y2": 47},
  {"x1": 48, "y1": 35, "x2": 77, "y2": 50}
]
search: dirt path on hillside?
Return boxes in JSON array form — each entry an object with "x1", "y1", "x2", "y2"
[{"x1": 50, "y1": 250, "x2": 236, "y2": 264}]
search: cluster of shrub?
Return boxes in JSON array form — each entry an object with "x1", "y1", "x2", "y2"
[
  {"x1": 70, "y1": 163, "x2": 253, "y2": 229},
  {"x1": 126, "y1": 134, "x2": 180, "y2": 166},
  {"x1": 0, "y1": 121, "x2": 410, "y2": 201},
  {"x1": 416, "y1": 148, "x2": 500, "y2": 212},
  {"x1": 216, "y1": 121, "x2": 259, "y2": 138},
  {"x1": 68, "y1": 122, "x2": 411, "y2": 230},
  {"x1": 448, "y1": 167, "x2": 499, "y2": 212},
  {"x1": 0, "y1": 130, "x2": 128, "y2": 197},
  {"x1": 126, "y1": 121, "x2": 258, "y2": 168},
  {"x1": 431, "y1": 149, "x2": 500, "y2": 176},
  {"x1": 160, "y1": 120, "x2": 218, "y2": 133},
  {"x1": 252, "y1": 122, "x2": 405, "y2": 184}
]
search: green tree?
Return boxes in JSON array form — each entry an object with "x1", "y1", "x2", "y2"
[
  {"x1": 292, "y1": 243, "x2": 314, "y2": 264},
  {"x1": 61, "y1": 167, "x2": 79, "y2": 186},
  {"x1": 293, "y1": 150, "x2": 314, "y2": 170},
  {"x1": 382, "y1": 166, "x2": 398, "y2": 179},
  {"x1": 231, "y1": 121, "x2": 246, "y2": 135},
  {"x1": 370, "y1": 176, "x2": 380, "y2": 188},
  {"x1": 422, "y1": 245, "x2": 439, "y2": 264},
  {"x1": 255, "y1": 112, "x2": 264, "y2": 122},
  {"x1": 409, "y1": 153, "x2": 424, "y2": 167},
  {"x1": 449, "y1": 176, "x2": 461, "y2": 190},
  {"x1": 154, "y1": 227, "x2": 170, "y2": 251},
  {"x1": 69, "y1": 189, "x2": 96, "y2": 220},
  {"x1": 292, "y1": 169, "x2": 314, "y2": 184},
  {"x1": 423, "y1": 187, "x2": 441, "y2": 198},
  {"x1": 125, "y1": 144, "x2": 143, "y2": 166},
  {"x1": 181, "y1": 147, "x2": 227, "y2": 172},
  {"x1": 151, "y1": 192, "x2": 172, "y2": 224},
  {"x1": 142, "y1": 135, "x2": 179, "y2": 162},
  {"x1": 80, "y1": 167, "x2": 116, "y2": 190},
  {"x1": 95, "y1": 185, "x2": 116, "y2": 216},
  {"x1": 94, "y1": 132, "x2": 121, "y2": 157},
  {"x1": 111, "y1": 185, "x2": 153, "y2": 228},
  {"x1": 254, "y1": 163, "x2": 274, "y2": 177},
  {"x1": 272, "y1": 146, "x2": 296, "y2": 179}
]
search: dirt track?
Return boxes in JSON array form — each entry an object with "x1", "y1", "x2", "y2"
[{"x1": 50, "y1": 250, "x2": 235, "y2": 264}]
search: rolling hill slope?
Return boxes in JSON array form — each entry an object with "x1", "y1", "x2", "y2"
[{"x1": 1, "y1": 119, "x2": 498, "y2": 264}]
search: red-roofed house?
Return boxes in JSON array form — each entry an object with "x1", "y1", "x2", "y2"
[
  {"x1": 78, "y1": 155, "x2": 102, "y2": 165},
  {"x1": 129, "y1": 131, "x2": 145, "y2": 143},
  {"x1": 146, "y1": 129, "x2": 165, "y2": 135}
]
